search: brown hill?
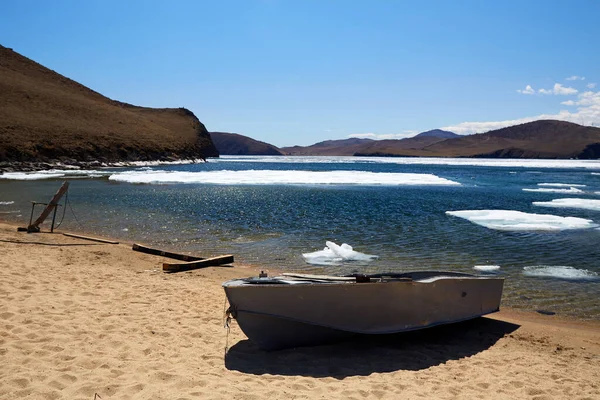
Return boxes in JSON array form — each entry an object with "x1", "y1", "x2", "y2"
[
  {"x1": 210, "y1": 132, "x2": 284, "y2": 155},
  {"x1": 400, "y1": 120, "x2": 600, "y2": 158},
  {"x1": 353, "y1": 136, "x2": 448, "y2": 156},
  {"x1": 0, "y1": 45, "x2": 218, "y2": 170},
  {"x1": 414, "y1": 129, "x2": 460, "y2": 139},
  {"x1": 280, "y1": 122, "x2": 600, "y2": 159},
  {"x1": 281, "y1": 138, "x2": 375, "y2": 156},
  {"x1": 281, "y1": 131, "x2": 455, "y2": 156}
]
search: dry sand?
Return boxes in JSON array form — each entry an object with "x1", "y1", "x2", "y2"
[{"x1": 1, "y1": 221, "x2": 599, "y2": 400}]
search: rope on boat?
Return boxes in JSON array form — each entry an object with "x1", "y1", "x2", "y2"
[{"x1": 223, "y1": 295, "x2": 232, "y2": 354}]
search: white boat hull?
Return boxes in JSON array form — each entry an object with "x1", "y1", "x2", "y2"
[{"x1": 223, "y1": 272, "x2": 504, "y2": 350}]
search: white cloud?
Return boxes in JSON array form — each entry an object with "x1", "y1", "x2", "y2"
[
  {"x1": 539, "y1": 83, "x2": 578, "y2": 95},
  {"x1": 566, "y1": 75, "x2": 585, "y2": 81},
  {"x1": 588, "y1": 83, "x2": 597, "y2": 89},
  {"x1": 517, "y1": 85, "x2": 535, "y2": 94},
  {"x1": 348, "y1": 132, "x2": 377, "y2": 139},
  {"x1": 442, "y1": 89, "x2": 600, "y2": 135},
  {"x1": 348, "y1": 130, "x2": 418, "y2": 140},
  {"x1": 554, "y1": 83, "x2": 578, "y2": 95},
  {"x1": 561, "y1": 100, "x2": 575, "y2": 106}
]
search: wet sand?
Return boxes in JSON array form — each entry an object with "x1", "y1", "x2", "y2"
[{"x1": 1, "y1": 222, "x2": 599, "y2": 399}]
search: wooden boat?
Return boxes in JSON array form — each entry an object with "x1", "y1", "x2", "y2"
[{"x1": 222, "y1": 271, "x2": 504, "y2": 350}]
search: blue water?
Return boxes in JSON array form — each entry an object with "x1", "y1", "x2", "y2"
[{"x1": 1, "y1": 156, "x2": 600, "y2": 319}]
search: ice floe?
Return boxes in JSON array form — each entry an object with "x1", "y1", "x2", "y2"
[
  {"x1": 537, "y1": 183, "x2": 586, "y2": 188},
  {"x1": 445, "y1": 210, "x2": 597, "y2": 231},
  {"x1": 302, "y1": 241, "x2": 378, "y2": 266},
  {"x1": 108, "y1": 170, "x2": 460, "y2": 186},
  {"x1": 533, "y1": 198, "x2": 600, "y2": 212},
  {"x1": 219, "y1": 155, "x2": 600, "y2": 169},
  {"x1": 473, "y1": 265, "x2": 501, "y2": 273},
  {"x1": 0, "y1": 169, "x2": 111, "y2": 180},
  {"x1": 523, "y1": 266, "x2": 599, "y2": 281},
  {"x1": 523, "y1": 187, "x2": 584, "y2": 194}
]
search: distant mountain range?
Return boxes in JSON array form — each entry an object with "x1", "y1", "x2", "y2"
[
  {"x1": 209, "y1": 132, "x2": 284, "y2": 155},
  {"x1": 414, "y1": 129, "x2": 460, "y2": 139},
  {"x1": 214, "y1": 121, "x2": 600, "y2": 159},
  {"x1": 0, "y1": 44, "x2": 218, "y2": 171}
]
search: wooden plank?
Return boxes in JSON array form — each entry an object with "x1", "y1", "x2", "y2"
[
  {"x1": 132, "y1": 243, "x2": 203, "y2": 261},
  {"x1": 62, "y1": 233, "x2": 119, "y2": 244},
  {"x1": 163, "y1": 255, "x2": 234, "y2": 272},
  {"x1": 28, "y1": 181, "x2": 70, "y2": 232}
]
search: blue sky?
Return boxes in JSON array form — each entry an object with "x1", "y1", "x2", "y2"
[{"x1": 1, "y1": 1, "x2": 599, "y2": 146}]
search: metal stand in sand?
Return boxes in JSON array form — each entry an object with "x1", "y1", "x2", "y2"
[{"x1": 19, "y1": 181, "x2": 69, "y2": 233}]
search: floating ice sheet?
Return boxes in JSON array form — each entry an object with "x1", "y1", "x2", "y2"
[
  {"x1": 533, "y1": 198, "x2": 600, "y2": 212},
  {"x1": 108, "y1": 170, "x2": 460, "y2": 186},
  {"x1": 445, "y1": 210, "x2": 597, "y2": 231},
  {"x1": 0, "y1": 172, "x2": 67, "y2": 180},
  {"x1": 302, "y1": 241, "x2": 378, "y2": 266},
  {"x1": 473, "y1": 265, "x2": 501, "y2": 273},
  {"x1": 523, "y1": 187, "x2": 584, "y2": 194},
  {"x1": 0, "y1": 169, "x2": 111, "y2": 180},
  {"x1": 219, "y1": 155, "x2": 600, "y2": 170},
  {"x1": 537, "y1": 183, "x2": 586, "y2": 188},
  {"x1": 523, "y1": 266, "x2": 599, "y2": 281}
]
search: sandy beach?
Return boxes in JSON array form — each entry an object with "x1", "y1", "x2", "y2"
[{"x1": 1, "y1": 221, "x2": 599, "y2": 399}]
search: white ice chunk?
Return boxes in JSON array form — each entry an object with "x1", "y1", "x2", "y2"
[
  {"x1": 537, "y1": 183, "x2": 586, "y2": 187},
  {"x1": 523, "y1": 187, "x2": 584, "y2": 194},
  {"x1": 446, "y1": 210, "x2": 597, "y2": 231},
  {"x1": 0, "y1": 169, "x2": 111, "y2": 181},
  {"x1": 0, "y1": 172, "x2": 66, "y2": 180},
  {"x1": 533, "y1": 198, "x2": 600, "y2": 212},
  {"x1": 108, "y1": 170, "x2": 460, "y2": 186},
  {"x1": 523, "y1": 266, "x2": 599, "y2": 281},
  {"x1": 473, "y1": 265, "x2": 501, "y2": 272},
  {"x1": 302, "y1": 241, "x2": 378, "y2": 266}
]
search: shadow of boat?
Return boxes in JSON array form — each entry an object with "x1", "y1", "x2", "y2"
[{"x1": 224, "y1": 316, "x2": 519, "y2": 377}]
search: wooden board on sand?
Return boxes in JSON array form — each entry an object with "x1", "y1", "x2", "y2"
[
  {"x1": 132, "y1": 243, "x2": 203, "y2": 261},
  {"x1": 163, "y1": 255, "x2": 234, "y2": 273},
  {"x1": 63, "y1": 233, "x2": 119, "y2": 244}
]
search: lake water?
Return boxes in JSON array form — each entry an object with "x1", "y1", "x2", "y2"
[{"x1": 1, "y1": 156, "x2": 600, "y2": 320}]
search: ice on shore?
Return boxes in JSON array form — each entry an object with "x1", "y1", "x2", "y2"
[
  {"x1": 473, "y1": 265, "x2": 501, "y2": 273},
  {"x1": 523, "y1": 266, "x2": 599, "y2": 281},
  {"x1": 108, "y1": 170, "x2": 460, "y2": 186},
  {"x1": 523, "y1": 187, "x2": 584, "y2": 194},
  {"x1": 533, "y1": 198, "x2": 600, "y2": 212},
  {"x1": 446, "y1": 209, "x2": 597, "y2": 231},
  {"x1": 0, "y1": 172, "x2": 67, "y2": 180},
  {"x1": 0, "y1": 169, "x2": 110, "y2": 180},
  {"x1": 302, "y1": 241, "x2": 378, "y2": 266}
]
